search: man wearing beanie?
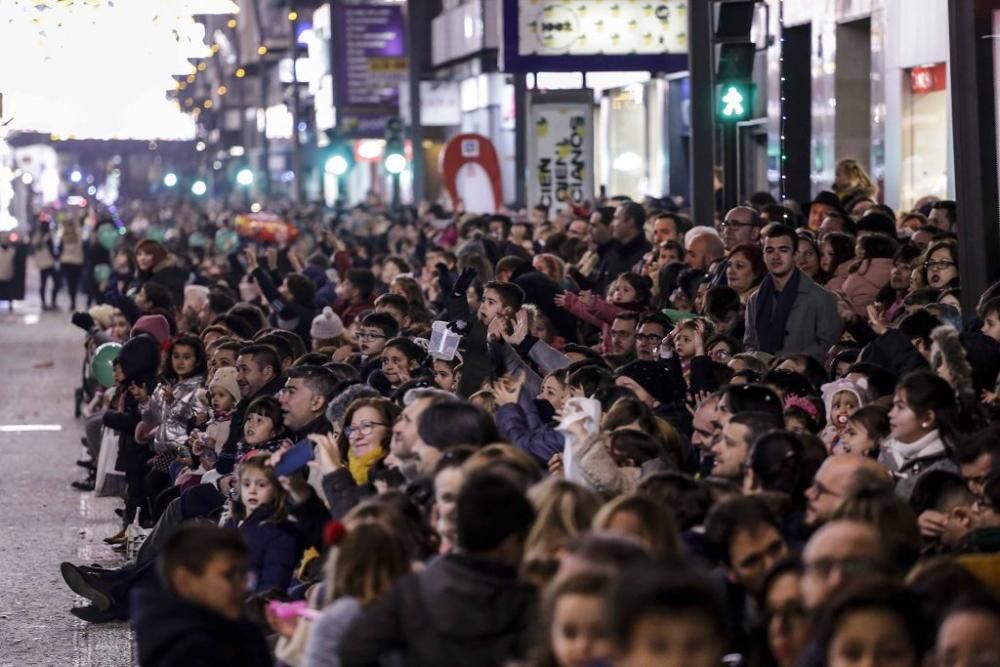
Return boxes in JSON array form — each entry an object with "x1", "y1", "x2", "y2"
[{"x1": 310, "y1": 306, "x2": 346, "y2": 351}]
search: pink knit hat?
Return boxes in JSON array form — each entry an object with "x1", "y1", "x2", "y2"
[{"x1": 132, "y1": 314, "x2": 171, "y2": 348}]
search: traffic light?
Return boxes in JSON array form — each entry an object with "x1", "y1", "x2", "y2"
[
  {"x1": 712, "y1": 0, "x2": 758, "y2": 124},
  {"x1": 716, "y1": 82, "x2": 756, "y2": 123},
  {"x1": 322, "y1": 130, "x2": 353, "y2": 177},
  {"x1": 384, "y1": 116, "x2": 407, "y2": 175}
]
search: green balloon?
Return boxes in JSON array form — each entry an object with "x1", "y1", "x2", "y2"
[
  {"x1": 215, "y1": 228, "x2": 239, "y2": 253},
  {"x1": 93, "y1": 263, "x2": 112, "y2": 283},
  {"x1": 189, "y1": 232, "x2": 208, "y2": 248},
  {"x1": 97, "y1": 224, "x2": 119, "y2": 251},
  {"x1": 91, "y1": 342, "x2": 122, "y2": 388}
]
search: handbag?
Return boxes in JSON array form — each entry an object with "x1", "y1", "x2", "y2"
[{"x1": 94, "y1": 426, "x2": 126, "y2": 497}]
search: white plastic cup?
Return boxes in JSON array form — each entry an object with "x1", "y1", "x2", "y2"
[{"x1": 429, "y1": 320, "x2": 461, "y2": 361}]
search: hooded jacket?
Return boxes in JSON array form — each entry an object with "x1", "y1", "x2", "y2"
[
  {"x1": 841, "y1": 257, "x2": 893, "y2": 316},
  {"x1": 131, "y1": 587, "x2": 272, "y2": 667},
  {"x1": 878, "y1": 429, "x2": 958, "y2": 500},
  {"x1": 340, "y1": 553, "x2": 538, "y2": 667},
  {"x1": 139, "y1": 255, "x2": 188, "y2": 308},
  {"x1": 227, "y1": 505, "x2": 304, "y2": 593}
]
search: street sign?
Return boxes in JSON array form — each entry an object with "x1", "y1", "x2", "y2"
[{"x1": 716, "y1": 82, "x2": 755, "y2": 122}]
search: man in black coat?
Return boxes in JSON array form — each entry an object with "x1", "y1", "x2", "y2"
[
  {"x1": 592, "y1": 201, "x2": 652, "y2": 292},
  {"x1": 340, "y1": 471, "x2": 538, "y2": 667}
]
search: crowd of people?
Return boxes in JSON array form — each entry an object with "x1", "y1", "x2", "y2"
[{"x1": 46, "y1": 157, "x2": 1000, "y2": 667}]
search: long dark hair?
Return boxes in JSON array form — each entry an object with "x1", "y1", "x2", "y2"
[
  {"x1": 162, "y1": 333, "x2": 207, "y2": 382},
  {"x1": 896, "y1": 371, "x2": 968, "y2": 450},
  {"x1": 823, "y1": 232, "x2": 856, "y2": 276}
]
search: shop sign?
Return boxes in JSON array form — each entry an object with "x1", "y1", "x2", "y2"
[
  {"x1": 502, "y1": 0, "x2": 688, "y2": 73},
  {"x1": 332, "y1": 3, "x2": 408, "y2": 138},
  {"x1": 910, "y1": 64, "x2": 946, "y2": 95},
  {"x1": 526, "y1": 91, "x2": 594, "y2": 214}
]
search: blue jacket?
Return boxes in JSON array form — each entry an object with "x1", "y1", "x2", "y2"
[
  {"x1": 495, "y1": 388, "x2": 565, "y2": 463},
  {"x1": 231, "y1": 506, "x2": 304, "y2": 593}
]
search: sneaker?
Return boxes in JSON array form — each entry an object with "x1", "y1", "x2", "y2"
[
  {"x1": 71, "y1": 479, "x2": 95, "y2": 492},
  {"x1": 60, "y1": 563, "x2": 113, "y2": 611},
  {"x1": 103, "y1": 530, "x2": 126, "y2": 545},
  {"x1": 76, "y1": 459, "x2": 94, "y2": 469},
  {"x1": 70, "y1": 604, "x2": 119, "y2": 624}
]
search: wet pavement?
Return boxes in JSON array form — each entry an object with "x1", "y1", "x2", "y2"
[{"x1": 0, "y1": 264, "x2": 133, "y2": 666}]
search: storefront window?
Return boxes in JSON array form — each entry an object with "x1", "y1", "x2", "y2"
[
  {"x1": 900, "y1": 63, "x2": 949, "y2": 210},
  {"x1": 603, "y1": 83, "x2": 648, "y2": 199}
]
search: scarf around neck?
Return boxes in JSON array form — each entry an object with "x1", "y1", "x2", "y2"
[
  {"x1": 348, "y1": 445, "x2": 386, "y2": 485},
  {"x1": 754, "y1": 269, "x2": 802, "y2": 354}
]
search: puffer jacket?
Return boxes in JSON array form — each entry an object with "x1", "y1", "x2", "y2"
[
  {"x1": 146, "y1": 376, "x2": 204, "y2": 453},
  {"x1": 824, "y1": 262, "x2": 852, "y2": 293},
  {"x1": 841, "y1": 258, "x2": 893, "y2": 316},
  {"x1": 878, "y1": 429, "x2": 958, "y2": 500}
]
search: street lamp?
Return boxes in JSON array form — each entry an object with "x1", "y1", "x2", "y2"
[
  {"x1": 384, "y1": 152, "x2": 406, "y2": 175},
  {"x1": 236, "y1": 168, "x2": 254, "y2": 186},
  {"x1": 236, "y1": 167, "x2": 254, "y2": 209},
  {"x1": 325, "y1": 155, "x2": 349, "y2": 176},
  {"x1": 163, "y1": 172, "x2": 178, "y2": 187}
]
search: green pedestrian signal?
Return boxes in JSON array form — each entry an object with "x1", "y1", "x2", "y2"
[{"x1": 716, "y1": 83, "x2": 755, "y2": 122}]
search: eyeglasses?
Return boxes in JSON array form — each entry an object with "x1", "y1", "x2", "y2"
[
  {"x1": 803, "y1": 557, "x2": 886, "y2": 579},
  {"x1": 765, "y1": 601, "x2": 807, "y2": 628},
  {"x1": 344, "y1": 420, "x2": 387, "y2": 438},
  {"x1": 720, "y1": 218, "x2": 757, "y2": 229},
  {"x1": 358, "y1": 331, "x2": 387, "y2": 340},
  {"x1": 925, "y1": 260, "x2": 956, "y2": 271},
  {"x1": 635, "y1": 333, "x2": 663, "y2": 343},
  {"x1": 809, "y1": 479, "x2": 840, "y2": 500}
]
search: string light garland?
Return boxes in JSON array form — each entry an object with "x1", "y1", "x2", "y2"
[{"x1": 778, "y1": 0, "x2": 787, "y2": 205}]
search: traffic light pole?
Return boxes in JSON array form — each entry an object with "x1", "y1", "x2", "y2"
[
  {"x1": 689, "y1": 0, "x2": 716, "y2": 226},
  {"x1": 722, "y1": 122, "x2": 739, "y2": 211},
  {"x1": 948, "y1": 0, "x2": 1000, "y2": 314},
  {"x1": 406, "y1": 0, "x2": 426, "y2": 205}
]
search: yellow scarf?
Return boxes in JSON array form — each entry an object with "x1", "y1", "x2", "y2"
[{"x1": 347, "y1": 446, "x2": 385, "y2": 485}]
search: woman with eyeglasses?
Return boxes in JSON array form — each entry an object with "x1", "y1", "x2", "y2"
[
  {"x1": 760, "y1": 559, "x2": 810, "y2": 667},
  {"x1": 919, "y1": 238, "x2": 959, "y2": 290},
  {"x1": 312, "y1": 397, "x2": 401, "y2": 518}
]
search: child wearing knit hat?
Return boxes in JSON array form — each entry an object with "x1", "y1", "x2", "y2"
[
  {"x1": 310, "y1": 306, "x2": 346, "y2": 351},
  {"x1": 820, "y1": 377, "x2": 868, "y2": 453},
  {"x1": 191, "y1": 367, "x2": 240, "y2": 453}
]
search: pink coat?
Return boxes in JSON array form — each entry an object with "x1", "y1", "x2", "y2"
[
  {"x1": 841, "y1": 257, "x2": 893, "y2": 316},
  {"x1": 824, "y1": 262, "x2": 852, "y2": 293}
]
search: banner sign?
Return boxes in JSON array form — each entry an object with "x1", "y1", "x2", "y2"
[
  {"x1": 503, "y1": 0, "x2": 688, "y2": 73},
  {"x1": 333, "y1": 3, "x2": 408, "y2": 138},
  {"x1": 526, "y1": 91, "x2": 593, "y2": 215}
]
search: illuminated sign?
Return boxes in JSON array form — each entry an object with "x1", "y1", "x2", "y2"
[
  {"x1": 503, "y1": 1, "x2": 688, "y2": 73},
  {"x1": 716, "y1": 83, "x2": 755, "y2": 122},
  {"x1": 518, "y1": 1, "x2": 688, "y2": 56}
]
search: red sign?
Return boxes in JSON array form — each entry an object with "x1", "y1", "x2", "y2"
[
  {"x1": 910, "y1": 64, "x2": 947, "y2": 94},
  {"x1": 439, "y1": 134, "x2": 503, "y2": 213}
]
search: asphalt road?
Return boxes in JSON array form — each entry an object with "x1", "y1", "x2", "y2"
[{"x1": 0, "y1": 262, "x2": 133, "y2": 666}]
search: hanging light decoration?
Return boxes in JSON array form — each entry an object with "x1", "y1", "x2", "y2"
[{"x1": 0, "y1": 0, "x2": 237, "y2": 140}]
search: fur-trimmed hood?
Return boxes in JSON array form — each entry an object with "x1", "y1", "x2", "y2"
[{"x1": 931, "y1": 325, "x2": 976, "y2": 403}]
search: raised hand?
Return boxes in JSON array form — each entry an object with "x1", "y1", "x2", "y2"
[{"x1": 504, "y1": 309, "x2": 530, "y2": 345}]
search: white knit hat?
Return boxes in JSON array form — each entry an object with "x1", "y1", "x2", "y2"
[
  {"x1": 209, "y1": 367, "x2": 241, "y2": 402},
  {"x1": 311, "y1": 306, "x2": 345, "y2": 341}
]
